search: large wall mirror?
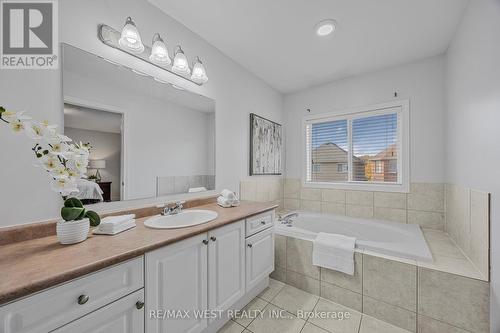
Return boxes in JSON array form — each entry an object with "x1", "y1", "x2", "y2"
[{"x1": 62, "y1": 44, "x2": 215, "y2": 205}]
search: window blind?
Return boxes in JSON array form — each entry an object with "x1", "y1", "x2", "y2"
[{"x1": 305, "y1": 107, "x2": 401, "y2": 185}]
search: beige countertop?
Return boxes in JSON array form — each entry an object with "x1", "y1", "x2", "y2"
[{"x1": 0, "y1": 201, "x2": 277, "y2": 305}]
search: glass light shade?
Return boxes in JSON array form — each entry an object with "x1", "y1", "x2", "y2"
[
  {"x1": 118, "y1": 17, "x2": 145, "y2": 54},
  {"x1": 191, "y1": 57, "x2": 208, "y2": 84},
  {"x1": 172, "y1": 46, "x2": 191, "y2": 75},
  {"x1": 149, "y1": 33, "x2": 171, "y2": 66}
]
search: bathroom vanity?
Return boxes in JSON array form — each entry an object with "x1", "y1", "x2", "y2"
[{"x1": 0, "y1": 201, "x2": 276, "y2": 333}]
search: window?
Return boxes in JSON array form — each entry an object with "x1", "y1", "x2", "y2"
[
  {"x1": 337, "y1": 163, "x2": 348, "y2": 173},
  {"x1": 304, "y1": 101, "x2": 409, "y2": 192}
]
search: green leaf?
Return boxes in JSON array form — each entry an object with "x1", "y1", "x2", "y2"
[
  {"x1": 0, "y1": 106, "x2": 5, "y2": 115},
  {"x1": 85, "y1": 210, "x2": 101, "y2": 227},
  {"x1": 61, "y1": 207, "x2": 85, "y2": 221},
  {"x1": 64, "y1": 197, "x2": 84, "y2": 208}
]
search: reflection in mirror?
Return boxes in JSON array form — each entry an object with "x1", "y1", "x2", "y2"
[{"x1": 62, "y1": 44, "x2": 215, "y2": 205}]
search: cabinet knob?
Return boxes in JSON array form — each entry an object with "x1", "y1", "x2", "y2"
[
  {"x1": 210, "y1": 236, "x2": 217, "y2": 242},
  {"x1": 136, "y1": 301, "x2": 145, "y2": 310},
  {"x1": 202, "y1": 239, "x2": 209, "y2": 245},
  {"x1": 260, "y1": 221, "x2": 266, "y2": 225},
  {"x1": 77, "y1": 295, "x2": 89, "y2": 305},
  {"x1": 247, "y1": 243, "x2": 253, "y2": 248}
]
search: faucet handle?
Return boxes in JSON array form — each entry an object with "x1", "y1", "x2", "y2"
[{"x1": 175, "y1": 201, "x2": 185, "y2": 208}]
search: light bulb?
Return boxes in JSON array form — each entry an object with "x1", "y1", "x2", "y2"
[
  {"x1": 172, "y1": 46, "x2": 190, "y2": 75},
  {"x1": 118, "y1": 17, "x2": 145, "y2": 54},
  {"x1": 149, "y1": 33, "x2": 171, "y2": 66},
  {"x1": 191, "y1": 57, "x2": 208, "y2": 84}
]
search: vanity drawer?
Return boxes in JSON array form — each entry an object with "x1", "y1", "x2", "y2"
[
  {"x1": 0, "y1": 257, "x2": 144, "y2": 333},
  {"x1": 245, "y1": 210, "x2": 275, "y2": 237}
]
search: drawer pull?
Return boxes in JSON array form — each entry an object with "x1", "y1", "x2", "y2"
[
  {"x1": 260, "y1": 221, "x2": 266, "y2": 225},
  {"x1": 136, "y1": 301, "x2": 145, "y2": 310},
  {"x1": 247, "y1": 243, "x2": 253, "y2": 248},
  {"x1": 77, "y1": 295, "x2": 89, "y2": 305},
  {"x1": 202, "y1": 239, "x2": 209, "y2": 245},
  {"x1": 210, "y1": 236, "x2": 217, "y2": 242}
]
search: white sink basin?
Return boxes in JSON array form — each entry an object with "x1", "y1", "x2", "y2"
[{"x1": 144, "y1": 210, "x2": 218, "y2": 229}]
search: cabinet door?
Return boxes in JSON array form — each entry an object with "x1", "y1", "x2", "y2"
[
  {"x1": 146, "y1": 234, "x2": 208, "y2": 333},
  {"x1": 208, "y1": 220, "x2": 245, "y2": 313},
  {"x1": 246, "y1": 227, "x2": 274, "y2": 291},
  {"x1": 53, "y1": 289, "x2": 144, "y2": 333}
]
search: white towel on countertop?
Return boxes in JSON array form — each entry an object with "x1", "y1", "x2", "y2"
[
  {"x1": 100, "y1": 214, "x2": 136, "y2": 226},
  {"x1": 312, "y1": 232, "x2": 356, "y2": 275},
  {"x1": 94, "y1": 219, "x2": 136, "y2": 235},
  {"x1": 188, "y1": 187, "x2": 208, "y2": 193},
  {"x1": 217, "y1": 189, "x2": 240, "y2": 208}
]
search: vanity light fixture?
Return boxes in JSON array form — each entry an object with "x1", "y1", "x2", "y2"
[
  {"x1": 98, "y1": 19, "x2": 207, "y2": 85},
  {"x1": 149, "y1": 33, "x2": 171, "y2": 66},
  {"x1": 118, "y1": 17, "x2": 145, "y2": 54},
  {"x1": 315, "y1": 19, "x2": 337, "y2": 37},
  {"x1": 191, "y1": 57, "x2": 208, "y2": 84},
  {"x1": 172, "y1": 46, "x2": 191, "y2": 75}
]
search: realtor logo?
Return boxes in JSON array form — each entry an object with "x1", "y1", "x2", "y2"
[{"x1": 1, "y1": 0, "x2": 58, "y2": 69}]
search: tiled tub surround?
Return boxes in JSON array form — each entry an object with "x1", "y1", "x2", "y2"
[
  {"x1": 283, "y1": 180, "x2": 446, "y2": 229},
  {"x1": 446, "y1": 184, "x2": 490, "y2": 281},
  {"x1": 271, "y1": 235, "x2": 490, "y2": 333},
  {"x1": 240, "y1": 178, "x2": 284, "y2": 210}
]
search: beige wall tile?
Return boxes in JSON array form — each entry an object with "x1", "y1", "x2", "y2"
[
  {"x1": 285, "y1": 270, "x2": 320, "y2": 295},
  {"x1": 321, "y1": 252, "x2": 362, "y2": 293},
  {"x1": 321, "y1": 202, "x2": 346, "y2": 215},
  {"x1": 363, "y1": 296, "x2": 417, "y2": 332},
  {"x1": 374, "y1": 207, "x2": 407, "y2": 223},
  {"x1": 255, "y1": 181, "x2": 270, "y2": 202},
  {"x1": 322, "y1": 189, "x2": 346, "y2": 203},
  {"x1": 407, "y1": 210, "x2": 444, "y2": 230},
  {"x1": 374, "y1": 192, "x2": 406, "y2": 209},
  {"x1": 363, "y1": 254, "x2": 417, "y2": 311},
  {"x1": 346, "y1": 205, "x2": 374, "y2": 219},
  {"x1": 285, "y1": 178, "x2": 301, "y2": 199},
  {"x1": 417, "y1": 255, "x2": 485, "y2": 281},
  {"x1": 320, "y1": 281, "x2": 362, "y2": 312},
  {"x1": 300, "y1": 200, "x2": 321, "y2": 212},
  {"x1": 286, "y1": 238, "x2": 320, "y2": 279},
  {"x1": 445, "y1": 184, "x2": 470, "y2": 253},
  {"x1": 469, "y1": 190, "x2": 489, "y2": 279},
  {"x1": 268, "y1": 180, "x2": 283, "y2": 201},
  {"x1": 284, "y1": 198, "x2": 300, "y2": 210},
  {"x1": 346, "y1": 190, "x2": 374, "y2": 206},
  {"x1": 417, "y1": 315, "x2": 470, "y2": 333},
  {"x1": 300, "y1": 188, "x2": 322, "y2": 201},
  {"x1": 270, "y1": 267, "x2": 286, "y2": 283},
  {"x1": 407, "y1": 183, "x2": 444, "y2": 212},
  {"x1": 418, "y1": 268, "x2": 490, "y2": 333},
  {"x1": 275, "y1": 235, "x2": 286, "y2": 268},
  {"x1": 240, "y1": 181, "x2": 256, "y2": 201}
]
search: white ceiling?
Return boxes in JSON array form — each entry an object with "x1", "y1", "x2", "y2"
[{"x1": 149, "y1": 0, "x2": 469, "y2": 93}]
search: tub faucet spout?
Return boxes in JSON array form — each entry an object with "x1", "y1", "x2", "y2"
[{"x1": 279, "y1": 212, "x2": 298, "y2": 225}]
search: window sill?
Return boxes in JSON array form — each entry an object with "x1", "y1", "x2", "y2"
[{"x1": 302, "y1": 180, "x2": 409, "y2": 193}]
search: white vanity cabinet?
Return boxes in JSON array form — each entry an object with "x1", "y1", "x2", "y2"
[
  {"x1": 52, "y1": 289, "x2": 144, "y2": 333},
  {"x1": 245, "y1": 227, "x2": 274, "y2": 291},
  {"x1": 208, "y1": 221, "x2": 246, "y2": 314},
  {"x1": 145, "y1": 233, "x2": 209, "y2": 333}
]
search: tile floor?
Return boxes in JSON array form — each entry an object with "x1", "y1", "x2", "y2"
[{"x1": 218, "y1": 279, "x2": 411, "y2": 333}]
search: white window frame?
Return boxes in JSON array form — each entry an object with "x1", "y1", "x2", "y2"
[{"x1": 302, "y1": 100, "x2": 410, "y2": 193}]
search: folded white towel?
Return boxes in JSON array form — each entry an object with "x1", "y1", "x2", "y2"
[
  {"x1": 313, "y1": 232, "x2": 356, "y2": 275},
  {"x1": 100, "y1": 214, "x2": 136, "y2": 226},
  {"x1": 98, "y1": 219, "x2": 136, "y2": 232},
  {"x1": 94, "y1": 220, "x2": 136, "y2": 235},
  {"x1": 221, "y1": 189, "x2": 237, "y2": 201},
  {"x1": 217, "y1": 196, "x2": 232, "y2": 208}
]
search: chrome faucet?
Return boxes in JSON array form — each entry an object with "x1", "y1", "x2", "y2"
[
  {"x1": 279, "y1": 212, "x2": 298, "y2": 226},
  {"x1": 162, "y1": 201, "x2": 185, "y2": 216}
]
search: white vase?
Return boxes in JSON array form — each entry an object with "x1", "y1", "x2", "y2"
[{"x1": 56, "y1": 218, "x2": 90, "y2": 245}]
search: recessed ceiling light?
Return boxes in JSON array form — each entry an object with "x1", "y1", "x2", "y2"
[{"x1": 315, "y1": 19, "x2": 337, "y2": 37}]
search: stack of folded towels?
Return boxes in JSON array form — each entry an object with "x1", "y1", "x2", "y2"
[
  {"x1": 93, "y1": 214, "x2": 136, "y2": 235},
  {"x1": 217, "y1": 189, "x2": 240, "y2": 208}
]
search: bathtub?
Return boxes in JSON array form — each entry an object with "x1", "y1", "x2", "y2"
[{"x1": 275, "y1": 211, "x2": 433, "y2": 262}]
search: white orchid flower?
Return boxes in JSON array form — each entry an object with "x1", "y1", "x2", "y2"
[
  {"x1": 40, "y1": 155, "x2": 60, "y2": 172},
  {"x1": 50, "y1": 167, "x2": 69, "y2": 180},
  {"x1": 10, "y1": 120, "x2": 25, "y2": 133},
  {"x1": 51, "y1": 178, "x2": 78, "y2": 196},
  {"x1": 57, "y1": 134, "x2": 72, "y2": 142},
  {"x1": 49, "y1": 142, "x2": 69, "y2": 156},
  {"x1": 25, "y1": 121, "x2": 45, "y2": 140}
]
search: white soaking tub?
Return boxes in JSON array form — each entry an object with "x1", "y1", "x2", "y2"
[{"x1": 275, "y1": 211, "x2": 433, "y2": 262}]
